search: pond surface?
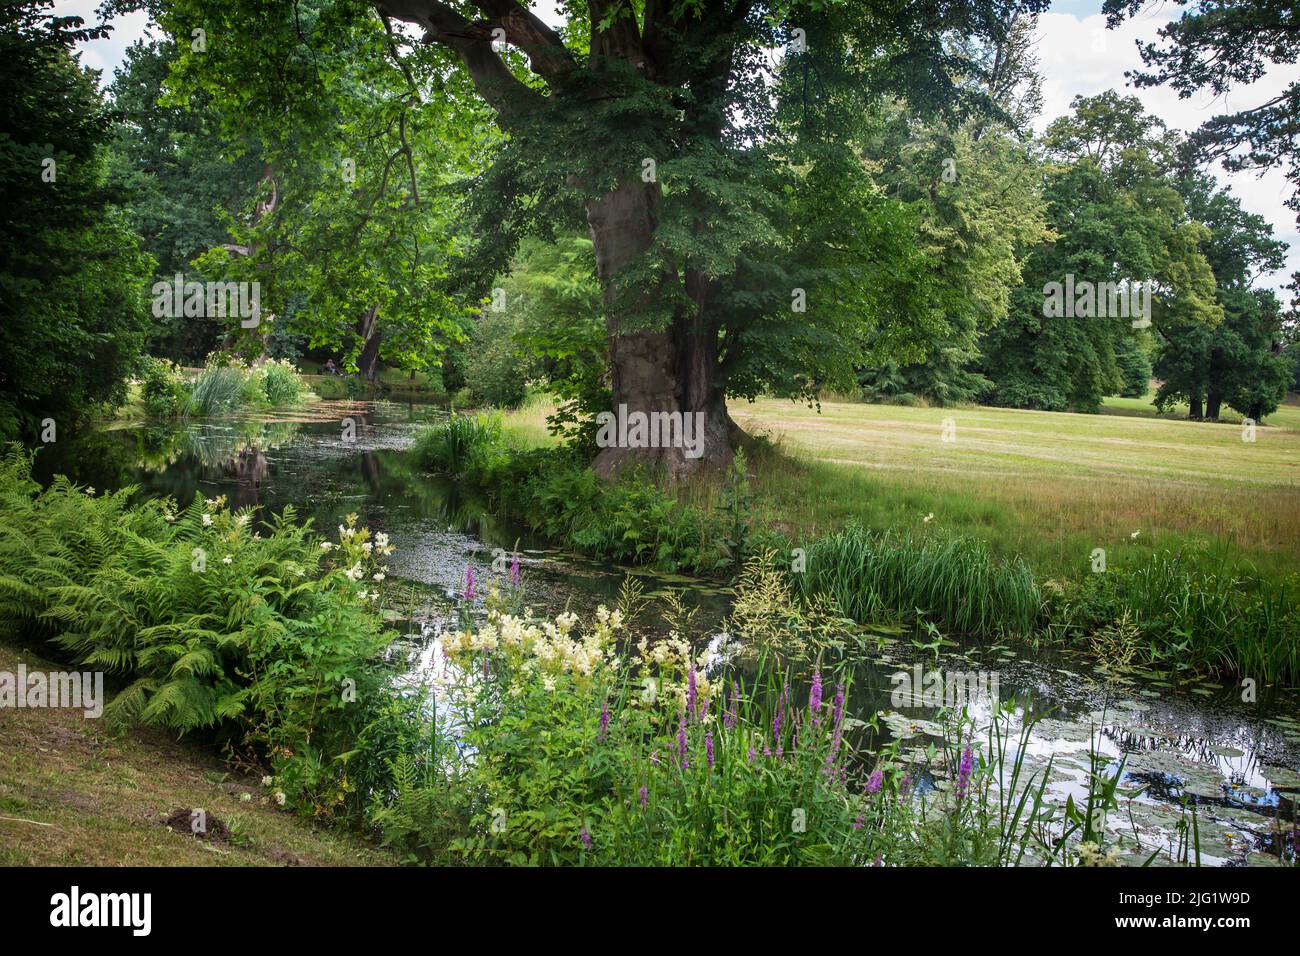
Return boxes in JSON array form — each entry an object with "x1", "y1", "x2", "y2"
[{"x1": 39, "y1": 400, "x2": 1300, "y2": 866}]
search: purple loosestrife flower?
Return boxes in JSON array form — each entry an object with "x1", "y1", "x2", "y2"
[
  {"x1": 638, "y1": 786, "x2": 648, "y2": 808},
  {"x1": 747, "y1": 744, "x2": 756, "y2": 764},
  {"x1": 705, "y1": 731, "x2": 714, "y2": 769},
  {"x1": 509, "y1": 551, "x2": 520, "y2": 587},
  {"x1": 677, "y1": 712, "x2": 689, "y2": 770},
  {"x1": 866, "y1": 768, "x2": 883, "y2": 794},
  {"x1": 580, "y1": 826, "x2": 592, "y2": 850},
  {"x1": 686, "y1": 668, "x2": 697, "y2": 720},
  {"x1": 598, "y1": 698, "x2": 610, "y2": 742},
  {"x1": 809, "y1": 669, "x2": 823, "y2": 725},
  {"x1": 956, "y1": 744, "x2": 974, "y2": 800},
  {"x1": 724, "y1": 681, "x2": 739, "y2": 731},
  {"x1": 463, "y1": 564, "x2": 476, "y2": 601},
  {"x1": 853, "y1": 813, "x2": 865, "y2": 830}
]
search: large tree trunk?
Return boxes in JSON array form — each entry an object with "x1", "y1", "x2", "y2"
[
  {"x1": 356, "y1": 305, "x2": 382, "y2": 386},
  {"x1": 585, "y1": 179, "x2": 733, "y2": 479},
  {"x1": 1189, "y1": 394, "x2": 1203, "y2": 419},
  {"x1": 1205, "y1": 389, "x2": 1223, "y2": 421}
]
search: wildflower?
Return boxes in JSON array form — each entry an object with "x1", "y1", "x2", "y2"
[
  {"x1": 808, "y1": 669, "x2": 823, "y2": 724},
  {"x1": 677, "y1": 713, "x2": 689, "y2": 770},
  {"x1": 1130, "y1": 530, "x2": 1141, "y2": 539},
  {"x1": 923, "y1": 512, "x2": 934, "y2": 523},
  {"x1": 222, "y1": 555, "x2": 232, "y2": 565},
  {"x1": 598, "y1": 699, "x2": 610, "y2": 742},
  {"x1": 852, "y1": 813, "x2": 864, "y2": 829},
  {"x1": 866, "y1": 768, "x2": 883, "y2": 794},
  {"x1": 320, "y1": 541, "x2": 332, "y2": 551},
  {"x1": 510, "y1": 552, "x2": 521, "y2": 587},
  {"x1": 723, "y1": 681, "x2": 739, "y2": 731},
  {"x1": 464, "y1": 564, "x2": 476, "y2": 601},
  {"x1": 747, "y1": 744, "x2": 756, "y2": 763},
  {"x1": 235, "y1": 514, "x2": 250, "y2": 528},
  {"x1": 639, "y1": 786, "x2": 648, "y2": 808},
  {"x1": 273, "y1": 791, "x2": 286, "y2": 806},
  {"x1": 345, "y1": 563, "x2": 363, "y2": 581},
  {"x1": 261, "y1": 776, "x2": 273, "y2": 786},
  {"x1": 705, "y1": 730, "x2": 714, "y2": 769},
  {"x1": 202, "y1": 513, "x2": 213, "y2": 527},
  {"x1": 686, "y1": 668, "x2": 697, "y2": 720},
  {"x1": 956, "y1": 744, "x2": 974, "y2": 800},
  {"x1": 375, "y1": 532, "x2": 389, "y2": 549},
  {"x1": 580, "y1": 827, "x2": 592, "y2": 850},
  {"x1": 372, "y1": 572, "x2": 385, "y2": 582},
  {"x1": 239, "y1": 792, "x2": 251, "y2": 802}
]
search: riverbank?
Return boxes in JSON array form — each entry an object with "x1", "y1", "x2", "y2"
[{"x1": 0, "y1": 641, "x2": 397, "y2": 866}]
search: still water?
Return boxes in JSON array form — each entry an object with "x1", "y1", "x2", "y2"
[{"x1": 36, "y1": 400, "x2": 1300, "y2": 866}]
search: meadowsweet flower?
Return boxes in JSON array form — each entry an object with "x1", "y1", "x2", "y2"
[
  {"x1": 202, "y1": 513, "x2": 213, "y2": 527},
  {"x1": 1130, "y1": 530, "x2": 1141, "y2": 539},
  {"x1": 273, "y1": 791, "x2": 286, "y2": 806},
  {"x1": 320, "y1": 541, "x2": 332, "y2": 551},
  {"x1": 923, "y1": 512, "x2": 934, "y2": 523},
  {"x1": 222, "y1": 555, "x2": 232, "y2": 565},
  {"x1": 261, "y1": 776, "x2": 273, "y2": 786}
]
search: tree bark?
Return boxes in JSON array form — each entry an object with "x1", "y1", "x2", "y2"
[
  {"x1": 356, "y1": 305, "x2": 382, "y2": 386},
  {"x1": 1189, "y1": 394, "x2": 1203, "y2": 419},
  {"x1": 585, "y1": 180, "x2": 733, "y2": 479}
]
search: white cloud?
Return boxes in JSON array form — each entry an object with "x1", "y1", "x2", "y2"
[{"x1": 1035, "y1": 7, "x2": 1299, "y2": 293}]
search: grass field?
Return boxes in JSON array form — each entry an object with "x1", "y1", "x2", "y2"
[
  {"x1": 503, "y1": 393, "x2": 1300, "y2": 582},
  {"x1": 731, "y1": 395, "x2": 1300, "y2": 581}
]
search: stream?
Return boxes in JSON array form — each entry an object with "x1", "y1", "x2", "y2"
[{"x1": 35, "y1": 398, "x2": 1300, "y2": 866}]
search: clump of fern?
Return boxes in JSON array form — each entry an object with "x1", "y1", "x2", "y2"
[{"x1": 0, "y1": 445, "x2": 399, "y2": 822}]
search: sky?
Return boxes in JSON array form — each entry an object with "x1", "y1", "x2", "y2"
[{"x1": 55, "y1": 0, "x2": 1300, "y2": 293}]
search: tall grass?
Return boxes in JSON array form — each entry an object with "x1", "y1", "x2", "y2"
[
  {"x1": 797, "y1": 524, "x2": 1041, "y2": 638},
  {"x1": 186, "y1": 358, "x2": 310, "y2": 416},
  {"x1": 411, "y1": 413, "x2": 503, "y2": 478}
]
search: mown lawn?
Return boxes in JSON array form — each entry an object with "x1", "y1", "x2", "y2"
[
  {"x1": 727, "y1": 395, "x2": 1300, "y2": 581},
  {"x1": 502, "y1": 393, "x2": 1300, "y2": 582}
]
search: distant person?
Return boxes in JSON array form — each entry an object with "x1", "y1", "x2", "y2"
[{"x1": 324, "y1": 359, "x2": 337, "y2": 375}]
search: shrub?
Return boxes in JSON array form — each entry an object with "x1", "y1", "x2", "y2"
[{"x1": 139, "y1": 356, "x2": 190, "y2": 419}]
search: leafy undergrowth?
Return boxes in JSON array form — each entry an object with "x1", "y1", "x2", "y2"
[{"x1": 0, "y1": 641, "x2": 397, "y2": 866}]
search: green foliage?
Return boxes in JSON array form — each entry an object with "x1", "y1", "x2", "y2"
[
  {"x1": 186, "y1": 357, "x2": 310, "y2": 416},
  {"x1": 798, "y1": 524, "x2": 1042, "y2": 639},
  {"x1": 0, "y1": 446, "x2": 403, "y2": 820},
  {"x1": 138, "y1": 356, "x2": 191, "y2": 419},
  {"x1": 0, "y1": 2, "x2": 154, "y2": 438},
  {"x1": 411, "y1": 413, "x2": 503, "y2": 479}
]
